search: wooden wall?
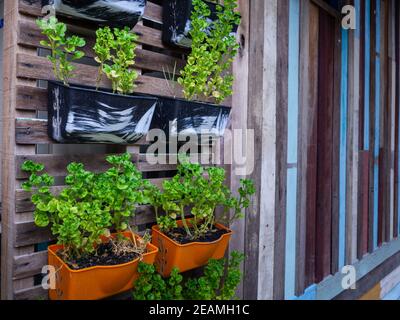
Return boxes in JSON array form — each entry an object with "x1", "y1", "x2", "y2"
[
  {"x1": 3, "y1": 0, "x2": 400, "y2": 301},
  {"x1": 0, "y1": 0, "x2": 221, "y2": 300},
  {"x1": 285, "y1": 0, "x2": 400, "y2": 300}
]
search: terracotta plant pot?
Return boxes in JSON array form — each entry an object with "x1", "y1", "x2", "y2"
[
  {"x1": 48, "y1": 231, "x2": 158, "y2": 300},
  {"x1": 151, "y1": 220, "x2": 233, "y2": 277}
]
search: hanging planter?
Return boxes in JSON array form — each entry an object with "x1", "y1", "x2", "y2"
[
  {"x1": 48, "y1": 81, "x2": 157, "y2": 144},
  {"x1": 152, "y1": 220, "x2": 233, "y2": 277},
  {"x1": 162, "y1": 0, "x2": 238, "y2": 48},
  {"x1": 150, "y1": 96, "x2": 231, "y2": 138},
  {"x1": 21, "y1": 153, "x2": 161, "y2": 300},
  {"x1": 42, "y1": 0, "x2": 147, "y2": 28},
  {"x1": 147, "y1": 161, "x2": 255, "y2": 278},
  {"x1": 48, "y1": 232, "x2": 159, "y2": 300}
]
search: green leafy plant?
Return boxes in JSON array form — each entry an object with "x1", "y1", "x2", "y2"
[
  {"x1": 178, "y1": 0, "x2": 241, "y2": 104},
  {"x1": 133, "y1": 251, "x2": 244, "y2": 300},
  {"x1": 132, "y1": 264, "x2": 184, "y2": 300},
  {"x1": 94, "y1": 26, "x2": 139, "y2": 95},
  {"x1": 152, "y1": 157, "x2": 255, "y2": 241},
  {"x1": 37, "y1": 17, "x2": 86, "y2": 86},
  {"x1": 21, "y1": 153, "x2": 152, "y2": 261},
  {"x1": 187, "y1": 251, "x2": 245, "y2": 300}
]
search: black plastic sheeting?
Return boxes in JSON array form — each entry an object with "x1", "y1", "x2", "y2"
[
  {"x1": 42, "y1": 0, "x2": 147, "y2": 28},
  {"x1": 162, "y1": 0, "x2": 238, "y2": 49},
  {"x1": 47, "y1": 81, "x2": 157, "y2": 144},
  {"x1": 150, "y1": 96, "x2": 231, "y2": 139}
]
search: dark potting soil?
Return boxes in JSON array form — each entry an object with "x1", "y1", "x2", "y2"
[
  {"x1": 166, "y1": 226, "x2": 229, "y2": 245},
  {"x1": 58, "y1": 242, "x2": 141, "y2": 270}
]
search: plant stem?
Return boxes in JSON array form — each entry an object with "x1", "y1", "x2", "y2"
[{"x1": 180, "y1": 206, "x2": 192, "y2": 238}]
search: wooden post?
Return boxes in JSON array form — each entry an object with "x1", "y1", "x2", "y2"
[
  {"x1": 1, "y1": 0, "x2": 23, "y2": 299},
  {"x1": 230, "y1": 0, "x2": 250, "y2": 299},
  {"x1": 241, "y1": 0, "x2": 283, "y2": 300}
]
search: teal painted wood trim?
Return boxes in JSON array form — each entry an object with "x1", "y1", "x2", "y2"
[
  {"x1": 285, "y1": 168, "x2": 298, "y2": 299},
  {"x1": 285, "y1": 0, "x2": 300, "y2": 300},
  {"x1": 383, "y1": 282, "x2": 400, "y2": 300},
  {"x1": 339, "y1": 29, "x2": 349, "y2": 269},
  {"x1": 355, "y1": 0, "x2": 361, "y2": 39},
  {"x1": 364, "y1": 0, "x2": 371, "y2": 150},
  {"x1": 295, "y1": 284, "x2": 317, "y2": 300},
  {"x1": 315, "y1": 238, "x2": 400, "y2": 300},
  {"x1": 287, "y1": 0, "x2": 300, "y2": 164},
  {"x1": 373, "y1": 0, "x2": 381, "y2": 250}
]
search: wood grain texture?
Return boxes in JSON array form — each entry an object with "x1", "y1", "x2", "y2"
[
  {"x1": 243, "y1": 0, "x2": 265, "y2": 300},
  {"x1": 16, "y1": 54, "x2": 184, "y2": 98},
  {"x1": 368, "y1": 0, "x2": 377, "y2": 253},
  {"x1": 297, "y1": 0, "x2": 318, "y2": 292},
  {"x1": 273, "y1": 0, "x2": 289, "y2": 300},
  {"x1": 346, "y1": 0, "x2": 360, "y2": 266},
  {"x1": 395, "y1": 0, "x2": 400, "y2": 239},
  {"x1": 17, "y1": 20, "x2": 186, "y2": 74},
  {"x1": 358, "y1": 151, "x2": 370, "y2": 257},
  {"x1": 229, "y1": 0, "x2": 250, "y2": 300},
  {"x1": 315, "y1": 9, "x2": 335, "y2": 282}
]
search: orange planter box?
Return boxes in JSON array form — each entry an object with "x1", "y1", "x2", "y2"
[
  {"x1": 151, "y1": 220, "x2": 233, "y2": 277},
  {"x1": 48, "y1": 231, "x2": 158, "y2": 300}
]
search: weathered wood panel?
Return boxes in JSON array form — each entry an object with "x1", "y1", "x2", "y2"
[
  {"x1": 15, "y1": 153, "x2": 177, "y2": 179},
  {"x1": 315, "y1": 9, "x2": 335, "y2": 282}
]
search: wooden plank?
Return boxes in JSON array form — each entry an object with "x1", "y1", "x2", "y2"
[
  {"x1": 297, "y1": 0, "x2": 318, "y2": 292},
  {"x1": 382, "y1": 0, "x2": 390, "y2": 245},
  {"x1": 359, "y1": 283, "x2": 381, "y2": 300},
  {"x1": 372, "y1": 0, "x2": 380, "y2": 251},
  {"x1": 14, "y1": 285, "x2": 47, "y2": 301},
  {"x1": 334, "y1": 238, "x2": 400, "y2": 300},
  {"x1": 16, "y1": 54, "x2": 184, "y2": 98},
  {"x1": 315, "y1": 9, "x2": 335, "y2": 282},
  {"x1": 15, "y1": 154, "x2": 177, "y2": 179},
  {"x1": 388, "y1": 0, "x2": 396, "y2": 241},
  {"x1": 17, "y1": 20, "x2": 186, "y2": 74},
  {"x1": 243, "y1": 0, "x2": 265, "y2": 300},
  {"x1": 338, "y1": 26, "x2": 349, "y2": 269},
  {"x1": 273, "y1": 0, "x2": 289, "y2": 300},
  {"x1": 358, "y1": 151, "x2": 370, "y2": 257},
  {"x1": 16, "y1": 85, "x2": 47, "y2": 111},
  {"x1": 284, "y1": 0, "x2": 300, "y2": 300},
  {"x1": 13, "y1": 251, "x2": 47, "y2": 280},
  {"x1": 18, "y1": 0, "x2": 163, "y2": 25},
  {"x1": 346, "y1": 0, "x2": 360, "y2": 266},
  {"x1": 396, "y1": 0, "x2": 400, "y2": 239},
  {"x1": 359, "y1": 0, "x2": 366, "y2": 150},
  {"x1": 255, "y1": 0, "x2": 278, "y2": 300},
  {"x1": 357, "y1": 0, "x2": 369, "y2": 260},
  {"x1": 380, "y1": 265, "x2": 400, "y2": 298},
  {"x1": 331, "y1": 10, "x2": 342, "y2": 274},
  {"x1": 1, "y1": 0, "x2": 27, "y2": 300},
  {"x1": 368, "y1": 0, "x2": 376, "y2": 253},
  {"x1": 229, "y1": 0, "x2": 250, "y2": 300}
]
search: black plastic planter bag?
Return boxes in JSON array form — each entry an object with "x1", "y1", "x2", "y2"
[
  {"x1": 151, "y1": 96, "x2": 231, "y2": 138},
  {"x1": 162, "y1": 0, "x2": 238, "y2": 48},
  {"x1": 48, "y1": 81, "x2": 157, "y2": 144},
  {"x1": 42, "y1": 0, "x2": 147, "y2": 28}
]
